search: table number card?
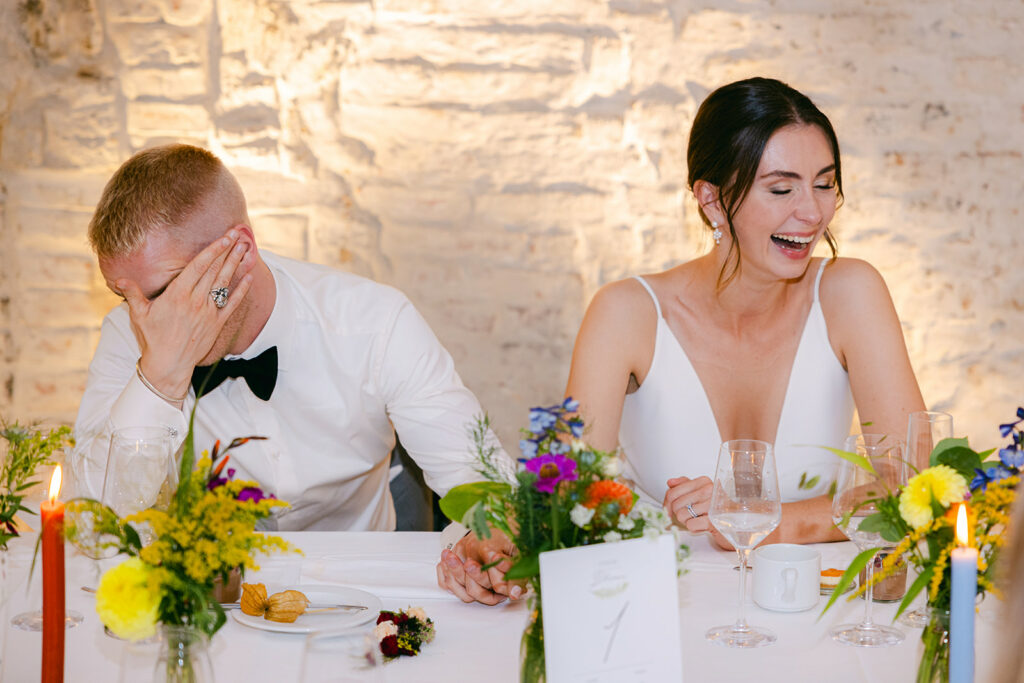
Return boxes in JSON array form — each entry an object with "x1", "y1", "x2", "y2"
[{"x1": 539, "y1": 534, "x2": 683, "y2": 682}]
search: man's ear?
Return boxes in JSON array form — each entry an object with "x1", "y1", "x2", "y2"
[
  {"x1": 231, "y1": 223, "x2": 258, "y2": 273},
  {"x1": 693, "y1": 180, "x2": 723, "y2": 226}
]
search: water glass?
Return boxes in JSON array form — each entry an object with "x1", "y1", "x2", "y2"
[
  {"x1": 706, "y1": 439, "x2": 782, "y2": 648},
  {"x1": 300, "y1": 627, "x2": 383, "y2": 683}
]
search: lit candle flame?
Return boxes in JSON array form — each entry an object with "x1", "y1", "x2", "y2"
[
  {"x1": 955, "y1": 502, "x2": 969, "y2": 547},
  {"x1": 48, "y1": 465, "x2": 62, "y2": 503}
]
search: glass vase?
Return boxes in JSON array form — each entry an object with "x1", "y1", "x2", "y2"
[
  {"x1": 519, "y1": 586, "x2": 545, "y2": 683},
  {"x1": 917, "y1": 609, "x2": 950, "y2": 683},
  {"x1": 155, "y1": 625, "x2": 214, "y2": 683}
]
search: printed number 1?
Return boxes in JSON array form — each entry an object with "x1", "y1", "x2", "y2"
[{"x1": 602, "y1": 602, "x2": 629, "y2": 664}]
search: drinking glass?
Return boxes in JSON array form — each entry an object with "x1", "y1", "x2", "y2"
[
  {"x1": 706, "y1": 439, "x2": 782, "y2": 648},
  {"x1": 899, "y1": 411, "x2": 954, "y2": 627},
  {"x1": 830, "y1": 433, "x2": 907, "y2": 647},
  {"x1": 300, "y1": 627, "x2": 384, "y2": 683},
  {"x1": 102, "y1": 427, "x2": 177, "y2": 519}
]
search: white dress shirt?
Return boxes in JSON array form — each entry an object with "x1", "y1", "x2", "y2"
[{"x1": 73, "y1": 251, "x2": 510, "y2": 531}]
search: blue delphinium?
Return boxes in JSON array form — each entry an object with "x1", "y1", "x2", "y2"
[{"x1": 971, "y1": 406, "x2": 1023, "y2": 491}]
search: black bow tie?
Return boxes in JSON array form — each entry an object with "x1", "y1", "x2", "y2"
[{"x1": 191, "y1": 346, "x2": 278, "y2": 401}]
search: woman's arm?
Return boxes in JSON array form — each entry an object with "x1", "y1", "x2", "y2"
[
  {"x1": 564, "y1": 279, "x2": 658, "y2": 451},
  {"x1": 821, "y1": 258, "x2": 927, "y2": 464}
]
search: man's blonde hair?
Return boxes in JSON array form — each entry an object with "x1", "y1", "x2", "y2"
[{"x1": 88, "y1": 144, "x2": 228, "y2": 259}]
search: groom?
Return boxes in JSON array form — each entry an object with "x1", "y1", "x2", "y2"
[{"x1": 74, "y1": 144, "x2": 516, "y2": 556}]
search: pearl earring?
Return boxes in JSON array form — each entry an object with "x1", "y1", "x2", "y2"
[{"x1": 711, "y1": 221, "x2": 722, "y2": 246}]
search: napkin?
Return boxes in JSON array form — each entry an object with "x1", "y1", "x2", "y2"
[{"x1": 301, "y1": 554, "x2": 457, "y2": 601}]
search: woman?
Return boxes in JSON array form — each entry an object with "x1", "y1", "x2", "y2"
[{"x1": 565, "y1": 77, "x2": 925, "y2": 546}]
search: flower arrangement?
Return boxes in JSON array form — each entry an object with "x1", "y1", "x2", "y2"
[
  {"x1": 0, "y1": 422, "x2": 73, "y2": 550},
  {"x1": 65, "y1": 423, "x2": 294, "y2": 641},
  {"x1": 823, "y1": 407, "x2": 1021, "y2": 683},
  {"x1": 374, "y1": 607, "x2": 436, "y2": 660},
  {"x1": 440, "y1": 398, "x2": 680, "y2": 683}
]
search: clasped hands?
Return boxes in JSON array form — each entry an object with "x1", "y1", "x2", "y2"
[{"x1": 436, "y1": 528, "x2": 526, "y2": 605}]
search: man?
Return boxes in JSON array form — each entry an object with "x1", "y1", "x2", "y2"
[{"x1": 74, "y1": 144, "x2": 514, "y2": 548}]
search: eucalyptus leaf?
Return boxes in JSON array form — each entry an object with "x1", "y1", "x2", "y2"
[
  {"x1": 819, "y1": 547, "x2": 881, "y2": 619},
  {"x1": 440, "y1": 481, "x2": 511, "y2": 523},
  {"x1": 893, "y1": 565, "x2": 933, "y2": 621},
  {"x1": 822, "y1": 446, "x2": 877, "y2": 476},
  {"x1": 929, "y1": 438, "x2": 970, "y2": 467},
  {"x1": 934, "y1": 446, "x2": 983, "y2": 481},
  {"x1": 504, "y1": 554, "x2": 540, "y2": 580}
]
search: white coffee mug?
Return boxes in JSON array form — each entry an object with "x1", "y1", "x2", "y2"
[{"x1": 752, "y1": 543, "x2": 820, "y2": 612}]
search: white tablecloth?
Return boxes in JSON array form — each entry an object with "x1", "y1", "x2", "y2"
[{"x1": 0, "y1": 531, "x2": 1002, "y2": 682}]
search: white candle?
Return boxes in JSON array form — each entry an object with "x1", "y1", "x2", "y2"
[{"x1": 949, "y1": 503, "x2": 976, "y2": 683}]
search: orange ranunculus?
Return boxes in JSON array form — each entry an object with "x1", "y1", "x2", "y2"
[{"x1": 583, "y1": 480, "x2": 633, "y2": 515}]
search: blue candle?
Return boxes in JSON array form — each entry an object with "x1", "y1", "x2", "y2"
[{"x1": 949, "y1": 503, "x2": 976, "y2": 683}]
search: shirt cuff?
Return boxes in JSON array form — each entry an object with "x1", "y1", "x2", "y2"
[
  {"x1": 110, "y1": 374, "x2": 189, "y2": 439},
  {"x1": 440, "y1": 521, "x2": 470, "y2": 551}
]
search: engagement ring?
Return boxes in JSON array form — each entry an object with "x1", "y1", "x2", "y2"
[
  {"x1": 210, "y1": 287, "x2": 229, "y2": 309},
  {"x1": 686, "y1": 503, "x2": 700, "y2": 519}
]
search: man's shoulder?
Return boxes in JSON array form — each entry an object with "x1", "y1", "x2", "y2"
[{"x1": 263, "y1": 250, "x2": 411, "y2": 324}]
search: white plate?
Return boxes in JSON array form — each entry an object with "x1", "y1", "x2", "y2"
[{"x1": 230, "y1": 585, "x2": 381, "y2": 634}]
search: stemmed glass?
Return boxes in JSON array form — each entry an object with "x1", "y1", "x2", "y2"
[
  {"x1": 830, "y1": 433, "x2": 907, "y2": 647},
  {"x1": 706, "y1": 439, "x2": 782, "y2": 648},
  {"x1": 899, "y1": 411, "x2": 954, "y2": 627},
  {"x1": 300, "y1": 626, "x2": 383, "y2": 682},
  {"x1": 101, "y1": 426, "x2": 177, "y2": 519}
]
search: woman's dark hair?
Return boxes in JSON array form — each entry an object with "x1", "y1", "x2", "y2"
[{"x1": 687, "y1": 77, "x2": 842, "y2": 288}]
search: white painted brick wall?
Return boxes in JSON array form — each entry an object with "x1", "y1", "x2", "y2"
[{"x1": 0, "y1": 0, "x2": 1020, "y2": 454}]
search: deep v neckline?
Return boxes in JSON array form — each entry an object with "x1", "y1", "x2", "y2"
[{"x1": 638, "y1": 260, "x2": 823, "y2": 448}]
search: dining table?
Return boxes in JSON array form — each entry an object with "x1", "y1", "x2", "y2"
[{"x1": 0, "y1": 530, "x2": 1004, "y2": 682}]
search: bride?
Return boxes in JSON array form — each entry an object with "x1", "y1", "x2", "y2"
[{"x1": 565, "y1": 77, "x2": 925, "y2": 547}]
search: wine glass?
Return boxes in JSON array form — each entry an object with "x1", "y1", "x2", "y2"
[
  {"x1": 101, "y1": 426, "x2": 176, "y2": 519},
  {"x1": 300, "y1": 626, "x2": 383, "y2": 682},
  {"x1": 706, "y1": 439, "x2": 782, "y2": 648},
  {"x1": 899, "y1": 411, "x2": 953, "y2": 627},
  {"x1": 830, "y1": 433, "x2": 907, "y2": 647}
]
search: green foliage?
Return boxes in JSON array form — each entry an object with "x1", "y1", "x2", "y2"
[
  {"x1": 819, "y1": 546, "x2": 880, "y2": 618},
  {"x1": 0, "y1": 422, "x2": 74, "y2": 549}
]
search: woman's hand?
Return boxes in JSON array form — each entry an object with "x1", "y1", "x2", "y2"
[{"x1": 663, "y1": 475, "x2": 733, "y2": 549}]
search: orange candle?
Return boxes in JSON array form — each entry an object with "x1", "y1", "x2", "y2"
[{"x1": 41, "y1": 466, "x2": 65, "y2": 683}]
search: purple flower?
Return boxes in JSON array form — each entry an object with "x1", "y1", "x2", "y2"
[
  {"x1": 568, "y1": 418, "x2": 584, "y2": 438},
  {"x1": 525, "y1": 454, "x2": 577, "y2": 493},
  {"x1": 237, "y1": 487, "x2": 275, "y2": 503},
  {"x1": 562, "y1": 397, "x2": 580, "y2": 413}
]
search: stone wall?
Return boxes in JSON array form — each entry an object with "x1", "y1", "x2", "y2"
[{"x1": 1, "y1": 0, "x2": 1020, "y2": 451}]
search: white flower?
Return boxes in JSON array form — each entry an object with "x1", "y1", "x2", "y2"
[
  {"x1": 374, "y1": 621, "x2": 398, "y2": 641},
  {"x1": 571, "y1": 439, "x2": 587, "y2": 454},
  {"x1": 616, "y1": 514, "x2": 635, "y2": 531},
  {"x1": 603, "y1": 530, "x2": 623, "y2": 543},
  {"x1": 407, "y1": 607, "x2": 428, "y2": 623},
  {"x1": 601, "y1": 456, "x2": 621, "y2": 478},
  {"x1": 634, "y1": 503, "x2": 670, "y2": 529},
  {"x1": 570, "y1": 504, "x2": 595, "y2": 528},
  {"x1": 642, "y1": 525, "x2": 662, "y2": 539}
]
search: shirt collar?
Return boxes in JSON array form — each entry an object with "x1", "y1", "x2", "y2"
[{"x1": 225, "y1": 251, "x2": 293, "y2": 367}]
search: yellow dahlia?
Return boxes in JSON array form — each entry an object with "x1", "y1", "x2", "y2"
[
  {"x1": 95, "y1": 558, "x2": 162, "y2": 641},
  {"x1": 898, "y1": 465, "x2": 968, "y2": 529}
]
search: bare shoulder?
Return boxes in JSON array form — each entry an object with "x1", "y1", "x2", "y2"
[
  {"x1": 584, "y1": 276, "x2": 660, "y2": 330},
  {"x1": 819, "y1": 257, "x2": 892, "y2": 311}
]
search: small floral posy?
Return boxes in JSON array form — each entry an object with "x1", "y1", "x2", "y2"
[
  {"x1": 374, "y1": 607, "x2": 435, "y2": 660},
  {"x1": 822, "y1": 406, "x2": 1022, "y2": 683},
  {"x1": 64, "y1": 417, "x2": 295, "y2": 641}
]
